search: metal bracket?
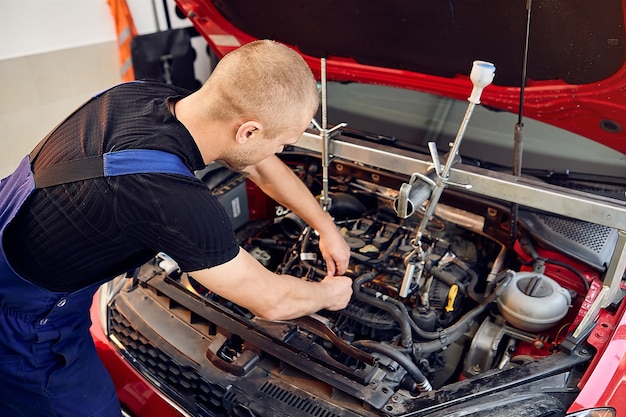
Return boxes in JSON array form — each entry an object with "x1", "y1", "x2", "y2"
[{"x1": 310, "y1": 58, "x2": 347, "y2": 212}]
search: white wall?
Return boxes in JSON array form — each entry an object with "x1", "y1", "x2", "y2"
[
  {"x1": 0, "y1": 0, "x2": 120, "y2": 177},
  {"x1": 0, "y1": 0, "x2": 117, "y2": 60},
  {"x1": 0, "y1": 42, "x2": 122, "y2": 178},
  {"x1": 0, "y1": 0, "x2": 209, "y2": 178}
]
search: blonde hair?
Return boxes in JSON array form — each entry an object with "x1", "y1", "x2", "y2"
[{"x1": 201, "y1": 40, "x2": 319, "y2": 137}]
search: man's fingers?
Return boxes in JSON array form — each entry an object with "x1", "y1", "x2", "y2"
[{"x1": 325, "y1": 256, "x2": 336, "y2": 277}]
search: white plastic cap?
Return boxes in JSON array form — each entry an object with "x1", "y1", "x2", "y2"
[{"x1": 468, "y1": 60, "x2": 496, "y2": 104}]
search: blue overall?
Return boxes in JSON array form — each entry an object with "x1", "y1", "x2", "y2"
[{"x1": 0, "y1": 150, "x2": 194, "y2": 416}]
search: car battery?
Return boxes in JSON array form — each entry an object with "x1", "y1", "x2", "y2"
[{"x1": 213, "y1": 174, "x2": 249, "y2": 230}]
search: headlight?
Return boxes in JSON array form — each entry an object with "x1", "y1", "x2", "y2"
[{"x1": 97, "y1": 273, "x2": 131, "y2": 335}]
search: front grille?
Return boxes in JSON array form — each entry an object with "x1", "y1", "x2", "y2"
[
  {"x1": 106, "y1": 275, "x2": 371, "y2": 417},
  {"x1": 109, "y1": 305, "x2": 229, "y2": 416},
  {"x1": 219, "y1": 381, "x2": 344, "y2": 417},
  {"x1": 259, "y1": 382, "x2": 342, "y2": 417}
]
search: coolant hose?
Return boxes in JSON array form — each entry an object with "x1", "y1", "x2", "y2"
[
  {"x1": 519, "y1": 236, "x2": 589, "y2": 292},
  {"x1": 352, "y1": 340, "x2": 432, "y2": 393},
  {"x1": 411, "y1": 305, "x2": 484, "y2": 354},
  {"x1": 356, "y1": 271, "x2": 491, "y2": 345},
  {"x1": 412, "y1": 270, "x2": 514, "y2": 354},
  {"x1": 354, "y1": 273, "x2": 413, "y2": 348}
]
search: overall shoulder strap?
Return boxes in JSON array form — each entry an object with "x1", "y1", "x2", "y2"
[
  {"x1": 30, "y1": 82, "x2": 189, "y2": 188},
  {"x1": 33, "y1": 149, "x2": 195, "y2": 189}
]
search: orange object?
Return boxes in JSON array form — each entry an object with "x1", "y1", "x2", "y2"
[{"x1": 107, "y1": 0, "x2": 138, "y2": 81}]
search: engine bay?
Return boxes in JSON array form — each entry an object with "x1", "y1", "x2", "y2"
[
  {"x1": 106, "y1": 62, "x2": 623, "y2": 414},
  {"x1": 148, "y1": 151, "x2": 610, "y2": 412}
]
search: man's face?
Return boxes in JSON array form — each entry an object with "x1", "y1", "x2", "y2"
[{"x1": 222, "y1": 120, "x2": 309, "y2": 171}]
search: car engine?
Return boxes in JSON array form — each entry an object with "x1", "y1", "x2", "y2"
[
  {"x1": 136, "y1": 151, "x2": 608, "y2": 414},
  {"x1": 105, "y1": 64, "x2": 620, "y2": 415}
]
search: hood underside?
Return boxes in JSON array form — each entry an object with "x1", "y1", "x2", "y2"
[{"x1": 175, "y1": 0, "x2": 626, "y2": 154}]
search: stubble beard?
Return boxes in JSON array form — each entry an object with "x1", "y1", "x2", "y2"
[{"x1": 221, "y1": 147, "x2": 257, "y2": 171}]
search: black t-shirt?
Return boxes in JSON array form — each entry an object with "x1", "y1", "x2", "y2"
[{"x1": 4, "y1": 81, "x2": 240, "y2": 292}]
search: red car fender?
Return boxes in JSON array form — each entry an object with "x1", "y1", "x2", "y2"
[{"x1": 90, "y1": 290, "x2": 187, "y2": 417}]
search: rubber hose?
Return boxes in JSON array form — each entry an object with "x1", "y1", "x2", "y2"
[
  {"x1": 354, "y1": 273, "x2": 413, "y2": 348},
  {"x1": 352, "y1": 340, "x2": 432, "y2": 393},
  {"x1": 412, "y1": 270, "x2": 513, "y2": 354}
]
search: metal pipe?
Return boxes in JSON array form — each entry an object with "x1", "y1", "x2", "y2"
[
  {"x1": 398, "y1": 61, "x2": 495, "y2": 298},
  {"x1": 510, "y1": 0, "x2": 533, "y2": 245},
  {"x1": 320, "y1": 58, "x2": 331, "y2": 211}
]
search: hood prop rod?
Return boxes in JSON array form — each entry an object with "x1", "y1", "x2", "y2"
[
  {"x1": 311, "y1": 58, "x2": 346, "y2": 212},
  {"x1": 510, "y1": 0, "x2": 533, "y2": 246},
  {"x1": 397, "y1": 61, "x2": 496, "y2": 298}
]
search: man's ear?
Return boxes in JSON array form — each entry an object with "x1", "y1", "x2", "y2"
[{"x1": 235, "y1": 121, "x2": 263, "y2": 144}]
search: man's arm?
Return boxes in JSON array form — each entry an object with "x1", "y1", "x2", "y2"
[
  {"x1": 243, "y1": 155, "x2": 350, "y2": 275},
  {"x1": 189, "y1": 248, "x2": 352, "y2": 320}
]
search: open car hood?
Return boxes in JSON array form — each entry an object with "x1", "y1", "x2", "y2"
[
  {"x1": 94, "y1": 3, "x2": 626, "y2": 416},
  {"x1": 174, "y1": 0, "x2": 626, "y2": 155}
]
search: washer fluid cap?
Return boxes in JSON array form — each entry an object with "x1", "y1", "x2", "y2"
[{"x1": 497, "y1": 271, "x2": 571, "y2": 332}]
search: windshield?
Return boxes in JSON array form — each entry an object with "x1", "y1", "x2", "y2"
[{"x1": 321, "y1": 82, "x2": 626, "y2": 182}]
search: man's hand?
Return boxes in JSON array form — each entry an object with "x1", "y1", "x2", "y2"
[
  {"x1": 243, "y1": 155, "x2": 351, "y2": 275},
  {"x1": 319, "y1": 275, "x2": 353, "y2": 311},
  {"x1": 190, "y1": 248, "x2": 352, "y2": 320},
  {"x1": 318, "y1": 227, "x2": 351, "y2": 276}
]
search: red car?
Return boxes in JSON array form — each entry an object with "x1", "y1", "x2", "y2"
[{"x1": 91, "y1": 1, "x2": 626, "y2": 416}]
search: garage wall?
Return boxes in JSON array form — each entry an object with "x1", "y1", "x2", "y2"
[
  {"x1": 0, "y1": 0, "x2": 122, "y2": 177},
  {"x1": 0, "y1": 0, "x2": 208, "y2": 178},
  {"x1": 0, "y1": 42, "x2": 121, "y2": 178}
]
